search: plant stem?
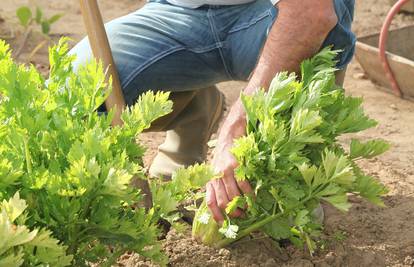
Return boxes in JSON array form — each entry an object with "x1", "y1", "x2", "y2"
[
  {"x1": 14, "y1": 27, "x2": 32, "y2": 59},
  {"x1": 23, "y1": 136, "x2": 32, "y2": 174},
  {"x1": 216, "y1": 196, "x2": 312, "y2": 248},
  {"x1": 28, "y1": 39, "x2": 48, "y2": 62},
  {"x1": 216, "y1": 213, "x2": 283, "y2": 248}
]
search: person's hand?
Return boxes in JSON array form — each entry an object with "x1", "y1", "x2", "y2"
[
  {"x1": 206, "y1": 101, "x2": 253, "y2": 223},
  {"x1": 205, "y1": 0, "x2": 338, "y2": 226}
]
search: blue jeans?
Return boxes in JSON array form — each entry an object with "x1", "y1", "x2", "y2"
[{"x1": 70, "y1": 0, "x2": 355, "y2": 106}]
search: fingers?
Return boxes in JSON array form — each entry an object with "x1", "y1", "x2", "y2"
[
  {"x1": 207, "y1": 179, "x2": 242, "y2": 221},
  {"x1": 207, "y1": 178, "x2": 248, "y2": 221},
  {"x1": 206, "y1": 162, "x2": 254, "y2": 223},
  {"x1": 230, "y1": 208, "x2": 244, "y2": 218},
  {"x1": 221, "y1": 168, "x2": 241, "y2": 201},
  {"x1": 237, "y1": 180, "x2": 253, "y2": 195},
  {"x1": 206, "y1": 182, "x2": 224, "y2": 223},
  {"x1": 221, "y1": 169, "x2": 244, "y2": 218},
  {"x1": 211, "y1": 179, "x2": 230, "y2": 210}
]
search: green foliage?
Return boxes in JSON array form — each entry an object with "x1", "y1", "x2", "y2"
[
  {"x1": 16, "y1": 5, "x2": 62, "y2": 35},
  {"x1": 350, "y1": 139, "x2": 390, "y2": 159},
  {"x1": 0, "y1": 192, "x2": 72, "y2": 267},
  {"x1": 16, "y1": 7, "x2": 32, "y2": 28},
  {"x1": 189, "y1": 48, "x2": 389, "y2": 252},
  {"x1": 0, "y1": 39, "x2": 172, "y2": 265},
  {"x1": 151, "y1": 164, "x2": 217, "y2": 224},
  {"x1": 353, "y1": 174, "x2": 388, "y2": 206},
  {"x1": 333, "y1": 230, "x2": 347, "y2": 242}
]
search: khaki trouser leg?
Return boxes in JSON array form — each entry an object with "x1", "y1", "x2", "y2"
[
  {"x1": 148, "y1": 86, "x2": 224, "y2": 179},
  {"x1": 145, "y1": 91, "x2": 197, "y2": 132},
  {"x1": 335, "y1": 68, "x2": 347, "y2": 87}
]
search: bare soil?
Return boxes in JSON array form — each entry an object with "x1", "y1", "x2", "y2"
[{"x1": 1, "y1": 0, "x2": 414, "y2": 266}]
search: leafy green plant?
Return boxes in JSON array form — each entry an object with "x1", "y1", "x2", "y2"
[
  {"x1": 150, "y1": 164, "x2": 217, "y2": 226},
  {"x1": 14, "y1": 6, "x2": 62, "y2": 59},
  {"x1": 333, "y1": 230, "x2": 347, "y2": 242},
  {"x1": 0, "y1": 192, "x2": 72, "y2": 267},
  {"x1": 16, "y1": 6, "x2": 61, "y2": 35},
  {"x1": 173, "y1": 48, "x2": 389, "y2": 253},
  {"x1": 0, "y1": 38, "x2": 172, "y2": 266}
]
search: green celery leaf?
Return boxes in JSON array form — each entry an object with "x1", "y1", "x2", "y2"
[
  {"x1": 322, "y1": 194, "x2": 351, "y2": 212},
  {"x1": 0, "y1": 251, "x2": 24, "y2": 267},
  {"x1": 350, "y1": 139, "x2": 390, "y2": 159},
  {"x1": 26, "y1": 229, "x2": 72, "y2": 266},
  {"x1": 289, "y1": 109, "x2": 324, "y2": 143},
  {"x1": 0, "y1": 202, "x2": 37, "y2": 256},
  {"x1": 298, "y1": 163, "x2": 317, "y2": 187},
  {"x1": 294, "y1": 210, "x2": 310, "y2": 227},
  {"x1": 172, "y1": 163, "x2": 217, "y2": 190},
  {"x1": 16, "y1": 7, "x2": 32, "y2": 27},
  {"x1": 262, "y1": 217, "x2": 292, "y2": 240},
  {"x1": 322, "y1": 150, "x2": 355, "y2": 186},
  {"x1": 353, "y1": 175, "x2": 388, "y2": 206},
  {"x1": 240, "y1": 91, "x2": 265, "y2": 130},
  {"x1": 122, "y1": 91, "x2": 173, "y2": 134}
]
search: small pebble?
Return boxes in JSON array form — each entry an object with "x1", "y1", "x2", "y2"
[
  {"x1": 389, "y1": 104, "x2": 398, "y2": 110},
  {"x1": 404, "y1": 245, "x2": 414, "y2": 254},
  {"x1": 264, "y1": 258, "x2": 277, "y2": 267},
  {"x1": 324, "y1": 251, "x2": 336, "y2": 264},
  {"x1": 218, "y1": 248, "x2": 230, "y2": 257},
  {"x1": 353, "y1": 72, "x2": 368, "y2": 80},
  {"x1": 404, "y1": 255, "x2": 414, "y2": 265}
]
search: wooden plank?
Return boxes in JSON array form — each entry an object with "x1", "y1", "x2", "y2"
[
  {"x1": 355, "y1": 28, "x2": 414, "y2": 101},
  {"x1": 358, "y1": 25, "x2": 414, "y2": 61},
  {"x1": 389, "y1": 0, "x2": 414, "y2": 13}
]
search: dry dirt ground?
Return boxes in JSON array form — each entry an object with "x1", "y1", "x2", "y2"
[{"x1": 1, "y1": 0, "x2": 414, "y2": 266}]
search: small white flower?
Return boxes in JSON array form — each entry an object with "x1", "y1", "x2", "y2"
[
  {"x1": 219, "y1": 224, "x2": 239, "y2": 239},
  {"x1": 197, "y1": 212, "x2": 210, "y2": 225}
]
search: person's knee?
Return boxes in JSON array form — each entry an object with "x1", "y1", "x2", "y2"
[
  {"x1": 68, "y1": 37, "x2": 94, "y2": 72},
  {"x1": 68, "y1": 17, "x2": 125, "y2": 72}
]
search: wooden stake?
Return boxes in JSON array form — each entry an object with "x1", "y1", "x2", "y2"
[{"x1": 79, "y1": 0, "x2": 126, "y2": 126}]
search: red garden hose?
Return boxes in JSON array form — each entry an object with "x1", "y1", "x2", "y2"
[{"x1": 378, "y1": 0, "x2": 411, "y2": 98}]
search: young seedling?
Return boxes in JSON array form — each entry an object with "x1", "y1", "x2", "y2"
[{"x1": 14, "y1": 5, "x2": 62, "y2": 60}]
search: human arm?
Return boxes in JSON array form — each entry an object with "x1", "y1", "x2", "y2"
[{"x1": 207, "y1": 0, "x2": 339, "y2": 223}]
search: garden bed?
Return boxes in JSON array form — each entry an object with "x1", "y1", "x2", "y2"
[{"x1": 1, "y1": 0, "x2": 414, "y2": 266}]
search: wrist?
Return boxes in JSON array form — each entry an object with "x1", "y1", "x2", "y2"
[
  {"x1": 246, "y1": 65, "x2": 277, "y2": 93},
  {"x1": 219, "y1": 100, "x2": 247, "y2": 141}
]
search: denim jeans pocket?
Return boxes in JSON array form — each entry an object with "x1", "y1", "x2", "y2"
[{"x1": 228, "y1": 9, "x2": 273, "y2": 34}]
